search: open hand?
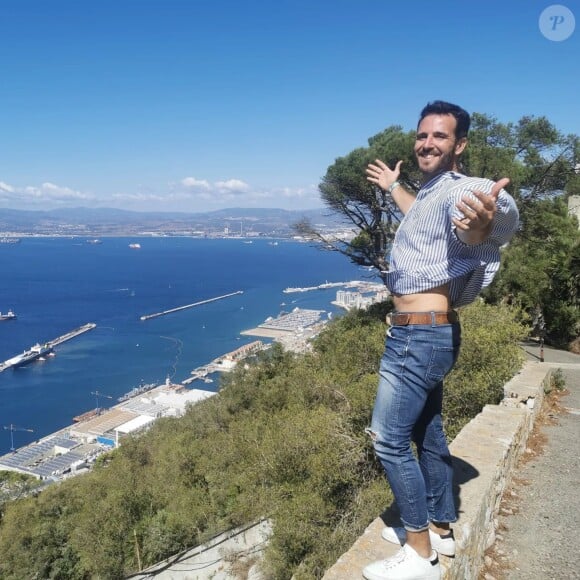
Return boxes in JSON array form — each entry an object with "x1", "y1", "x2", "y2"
[
  {"x1": 453, "y1": 177, "x2": 510, "y2": 234},
  {"x1": 366, "y1": 159, "x2": 403, "y2": 192}
]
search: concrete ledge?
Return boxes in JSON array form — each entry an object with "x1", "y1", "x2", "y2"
[{"x1": 323, "y1": 361, "x2": 555, "y2": 579}]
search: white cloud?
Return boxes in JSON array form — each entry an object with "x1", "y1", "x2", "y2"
[
  {"x1": 110, "y1": 192, "x2": 166, "y2": 203},
  {"x1": 0, "y1": 181, "x2": 94, "y2": 206},
  {"x1": 180, "y1": 177, "x2": 211, "y2": 190},
  {"x1": 0, "y1": 181, "x2": 15, "y2": 193},
  {"x1": 0, "y1": 176, "x2": 323, "y2": 212},
  {"x1": 166, "y1": 177, "x2": 254, "y2": 206},
  {"x1": 278, "y1": 186, "x2": 310, "y2": 199},
  {"x1": 214, "y1": 179, "x2": 250, "y2": 193}
]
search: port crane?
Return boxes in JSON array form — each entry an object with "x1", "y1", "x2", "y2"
[
  {"x1": 2, "y1": 424, "x2": 34, "y2": 452},
  {"x1": 90, "y1": 390, "x2": 113, "y2": 414}
]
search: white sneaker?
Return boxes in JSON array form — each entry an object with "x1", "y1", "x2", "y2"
[
  {"x1": 362, "y1": 544, "x2": 440, "y2": 580},
  {"x1": 381, "y1": 526, "x2": 455, "y2": 557}
]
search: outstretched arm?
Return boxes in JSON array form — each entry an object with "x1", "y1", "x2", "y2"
[
  {"x1": 453, "y1": 177, "x2": 510, "y2": 245},
  {"x1": 366, "y1": 159, "x2": 416, "y2": 215}
]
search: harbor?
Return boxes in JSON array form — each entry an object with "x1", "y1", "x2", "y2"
[
  {"x1": 0, "y1": 377, "x2": 215, "y2": 482},
  {"x1": 0, "y1": 307, "x2": 327, "y2": 482},
  {"x1": 0, "y1": 238, "x2": 367, "y2": 464},
  {"x1": 0, "y1": 340, "x2": 269, "y2": 482},
  {"x1": 139, "y1": 290, "x2": 244, "y2": 321},
  {"x1": 182, "y1": 340, "x2": 266, "y2": 384}
]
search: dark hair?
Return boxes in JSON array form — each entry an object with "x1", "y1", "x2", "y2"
[{"x1": 419, "y1": 101, "x2": 470, "y2": 140}]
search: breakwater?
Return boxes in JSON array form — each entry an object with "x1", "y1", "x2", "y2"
[
  {"x1": 49, "y1": 323, "x2": 97, "y2": 347},
  {"x1": 139, "y1": 290, "x2": 244, "y2": 321}
]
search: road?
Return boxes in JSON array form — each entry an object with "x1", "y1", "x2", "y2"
[{"x1": 484, "y1": 341, "x2": 580, "y2": 580}]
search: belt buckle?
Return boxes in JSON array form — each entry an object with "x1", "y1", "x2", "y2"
[{"x1": 386, "y1": 313, "x2": 410, "y2": 326}]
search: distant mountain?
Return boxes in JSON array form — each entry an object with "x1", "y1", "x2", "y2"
[{"x1": 0, "y1": 206, "x2": 348, "y2": 236}]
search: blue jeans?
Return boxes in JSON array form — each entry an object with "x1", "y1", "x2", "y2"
[{"x1": 368, "y1": 319, "x2": 461, "y2": 532}]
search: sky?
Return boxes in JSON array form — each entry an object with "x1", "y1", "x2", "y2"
[{"x1": 0, "y1": 0, "x2": 578, "y2": 213}]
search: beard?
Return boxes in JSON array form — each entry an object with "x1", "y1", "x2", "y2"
[{"x1": 416, "y1": 149, "x2": 458, "y2": 182}]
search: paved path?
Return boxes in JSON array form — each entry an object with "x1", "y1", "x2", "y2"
[{"x1": 487, "y1": 342, "x2": 580, "y2": 579}]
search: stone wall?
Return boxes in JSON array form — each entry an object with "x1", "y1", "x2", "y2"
[{"x1": 323, "y1": 361, "x2": 554, "y2": 579}]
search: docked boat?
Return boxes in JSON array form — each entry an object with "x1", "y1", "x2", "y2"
[
  {"x1": 0, "y1": 237, "x2": 20, "y2": 244},
  {"x1": 118, "y1": 381, "x2": 158, "y2": 402},
  {"x1": 73, "y1": 408, "x2": 100, "y2": 423},
  {"x1": 0, "y1": 310, "x2": 16, "y2": 321},
  {"x1": 4, "y1": 343, "x2": 54, "y2": 369}
]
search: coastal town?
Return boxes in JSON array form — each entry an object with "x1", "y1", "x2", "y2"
[{"x1": 0, "y1": 206, "x2": 356, "y2": 241}]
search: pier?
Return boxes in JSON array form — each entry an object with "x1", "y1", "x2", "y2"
[
  {"x1": 283, "y1": 281, "x2": 360, "y2": 293},
  {"x1": 139, "y1": 290, "x2": 244, "y2": 321},
  {"x1": 0, "y1": 323, "x2": 96, "y2": 372},
  {"x1": 182, "y1": 341, "x2": 265, "y2": 385},
  {"x1": 49, "y1": 323, "x2": 97, "y2": 347}
]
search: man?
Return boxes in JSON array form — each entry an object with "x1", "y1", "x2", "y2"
[{"x1": 362, "y1": 101, "x2": 519, "y2": 580}]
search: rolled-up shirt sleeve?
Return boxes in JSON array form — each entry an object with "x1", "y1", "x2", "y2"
[
  {"x1": 448, "y1": 182, "x2": 519, "y2": 247},
  {"x1": 488, "y1": 191, "x2": 519, "y2": 245},
  {"x1": 385, "y1": 171, "x2": 520, "y2": 308}
]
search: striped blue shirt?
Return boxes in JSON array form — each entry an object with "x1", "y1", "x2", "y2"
[{"x1": 384, "y1": 171, "x2": 519, "y2": 308}]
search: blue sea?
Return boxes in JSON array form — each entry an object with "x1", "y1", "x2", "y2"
[{"x1": 0, "y1": 237, "x2": 369, "y2": 455}]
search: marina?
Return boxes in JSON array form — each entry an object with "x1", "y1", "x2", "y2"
[
  {"x1": 240, "y1": 307, "x2": 331, "y2": 352},
  {"x1": 139, "y1": 290, "x2": 244, "y2": 321},
  {"x1": 182, "y1": 340, "x2": 266, "y2": 384}
]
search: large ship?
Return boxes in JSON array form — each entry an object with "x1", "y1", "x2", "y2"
[
  {"x1": 3, "y1": 343, "x2": 54, "y2": 369},
  {"x1": 0, "y1": 323, "x2": 96, "y2": 373},
  {"x1": 0, "y1": 310, "x2": 17, "y2": 321}
]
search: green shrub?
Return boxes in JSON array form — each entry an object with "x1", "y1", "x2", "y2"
[
  {"x1": 0, "y1": 302, "x2": 527, "y2": 579},
  {"x1": 443, "y1": 301, "x2": 527, "y2": 439}
]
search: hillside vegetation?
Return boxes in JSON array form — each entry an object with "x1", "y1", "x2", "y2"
[{"x1": 0, "y1": 301, "x2": 526, "y2": 579}]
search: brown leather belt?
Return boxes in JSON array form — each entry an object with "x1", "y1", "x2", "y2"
[{"x1": 386, "y1": 311, "x2": 459, "y2": 326}]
